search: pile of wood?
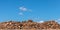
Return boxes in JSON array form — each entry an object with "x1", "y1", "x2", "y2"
[{"x1": 0, "y1": 20, "x2": 60, "y2": 29}]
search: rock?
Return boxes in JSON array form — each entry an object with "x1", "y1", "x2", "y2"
[{"x1": 0, "y1": 20, "x2": 60, "y2": 29}]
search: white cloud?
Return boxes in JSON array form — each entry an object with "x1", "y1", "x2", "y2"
[
  {"x1": 57, "y1": 19, "x2": 60, "y2": 20},
  {"x1": 19, "y1": 12, "x2": 23, "y2": 16},
  {"x1": 38, "y1": 21, "x2": 44, "y2": 23},
  {"x1": 19, "y1": 6, "x2": 32, "y2": 12},
  {"x1": 28, "y1": 9, "x2": 32, "y2": 12},
  {"x1": 19, "y1": 6, "x2": 32, "y2": 16},
  {"x1": 19, "y1": 6, "x2": 27, "y2": 11},
  {"x1": 55, "y1": 18, "x2": 60, "y2": 24}
]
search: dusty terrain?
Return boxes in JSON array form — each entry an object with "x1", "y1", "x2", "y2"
[{"x1": 0, "y1": 20, "x2": 60, "y2": 30}]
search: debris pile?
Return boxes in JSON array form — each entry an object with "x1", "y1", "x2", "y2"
[{"x1": 0, "y1": 20, "x2": 60, "y2": 29}]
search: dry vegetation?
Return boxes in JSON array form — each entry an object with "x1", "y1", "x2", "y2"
[{"x1": 0, "y1": 20, "x2": 60, "y2": 30}]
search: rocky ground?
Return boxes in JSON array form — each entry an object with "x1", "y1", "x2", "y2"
[{"x1": 0, "y1": 20, "x2": 60, "y2": 30}]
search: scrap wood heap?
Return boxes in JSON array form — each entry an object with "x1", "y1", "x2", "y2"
[{"x1": 0, "y1": 20, "x2": 60, "y2": 29}]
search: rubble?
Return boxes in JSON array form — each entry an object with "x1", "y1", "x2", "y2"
[{"x1": 0, "y1": 20, "x2": 60, "y2": 29}]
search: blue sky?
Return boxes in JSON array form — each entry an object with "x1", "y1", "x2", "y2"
[{"x1": 0, "y1": 0, "x2": 60, "y2": 22}]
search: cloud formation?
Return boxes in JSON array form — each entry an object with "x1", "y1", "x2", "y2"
[
  {"x1": 55, "y1": 19, "x2": 60, "y2": 24},
  {"x1": 19, "y1": 6, "x2": 32, "y2": 12},
  {"x1": 19, "y1": 6, "x2": 32, "y2": 16},
  {"x1": 19, "y1": 12, "x2": 23, "y2": 16},
  {"x1": 38, "y1": 21, "x2": 44, "y2": 23},
  {"x1": 19, "y1": 6, "x2": 27, "y2": 11}
]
